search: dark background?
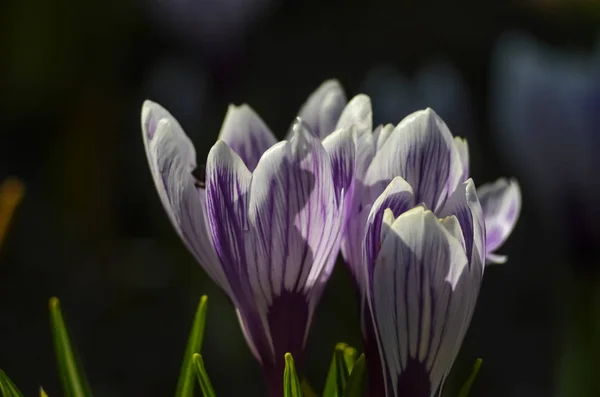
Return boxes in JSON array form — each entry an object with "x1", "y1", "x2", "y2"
[{"x1": 1, "y1": 0, "x2": 599, "y2": 396}]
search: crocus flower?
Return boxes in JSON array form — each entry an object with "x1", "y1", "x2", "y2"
[
  {"x1": 363, "y1": 178, "x2": 484, "y2": 397},
  {"x1": 141, "y1": 80, "x2": 353, "y2": 396},
  {"x1": 334, "y1": 99, "x2": 521, "y2": 395}
]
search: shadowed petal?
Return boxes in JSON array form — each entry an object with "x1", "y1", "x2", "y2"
[
  {"x1": 295, "y1": 79, "x2": 347, "y2": 139},
  {"x1": 141, "y1": 101, "x2": 230, "y2": 295},
  {"x1": 218, "y1": 104, "x2": 277, "y2": 171},
  {"x1": 336, "y1": 94, "x2": 374, "y2": 178},
  {"x1": 438, "y1": 179, "x2": 486, "y2": 273},
  {"x1": 367, "y1": 207, "x2": 473, "y2": 397},
  {"x1": 366, "y1": 108, "x2": 462, "y2": 212},
  {"x1": 364, "y1": 177, "x2": 414, "y2": 285},
  {"x1": 322, "y1": 126, "x2": 356, "y2": 205},
  {"x1": 249, "y1": 119, "x2": 340, "y2": 299},
  {"x1": 337, "y1": 95, "x2": 378, "y2": 284},
  {"x1": 477, "y1": 178, "x2": 521, "y2": 264}
]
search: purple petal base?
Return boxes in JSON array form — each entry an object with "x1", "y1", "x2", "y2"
[
  {"x1": 396, "y1": 358, "x2": 432, "y2": 397},
  {"x1": 263, "y1": 290, "x2": 310, "y2": 397}
]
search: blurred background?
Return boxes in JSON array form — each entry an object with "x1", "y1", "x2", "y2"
[{"x1": 1, "y1": 0, "x2": 600, "y2": 396}]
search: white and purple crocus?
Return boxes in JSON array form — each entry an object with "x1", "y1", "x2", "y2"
[
  {"x1": 141, "y1": 79, "x2": 521, "y2": 397},
  {"x1": 335, "y1": 96, "x2": 521, "y2": 396},
  {"x1": 141, "y1": 80, "x2": 354, "y2": 396}
]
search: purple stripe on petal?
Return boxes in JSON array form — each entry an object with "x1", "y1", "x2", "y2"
[
  {"x1": 205, "y1": 140, "x2": 278, "y2": 364},
  {"x1": 364, "y1": 177, "x2": 414, "y2": 284},
  {"x1": 322, "y1": 127, "x2": 356, "y2": 206},
  {"x1": 336, "y1": 94, "x2": 375, "y2": 180},
  {"x1": 218, "y1": 104, "x2": 277, "y2": 171},
  {"x1": 141, "y1": 101, "x2": 230, "y2": 295},
  {"x1": 249, "y1": 119, "x2": 341, "y2": 298},
  {"x1": 366, "y1": 108, "x2": 461, "y2": 212},
  {"x1": 438, "y1": 179, "x2": 486, "y2": 273}
]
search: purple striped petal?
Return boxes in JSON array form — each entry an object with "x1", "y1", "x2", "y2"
[
  {"x1": 322, "y1": 127, "x2": 356, "y2": 205},
  {"x1": 249, "y1": 119, "x2": 341, "y2": 300},
  {"x1": 364, "y1": 177, "x2": 414, "y2": 286},
  {"x1": 336, "y1": 94, "x2": 379, "y2": 284},
  {"x1": 335, "y1": 94, "x2": 374, "y2": 179},
  {"x1": 141, "y1": 101, "x2": 230, "y2": 295},
  {"x1": 365, "y1": 108, "x2": 463, "y2": 212},
  {"x1": 477, "y1": 178, "x2": 521, "y2": 264},
  {"x1": 218, "y1": 104, "x2": 277, "y2": 171},
  {"x1": 205, "y1": 118, "x2": 347, "y2": 372},
  {"x1": 438, "y1": 179, "x2": 486, "y2": 273},
  {"x1": 205, "y1": 140, "x2": 275, "y2": 365},
  {"x1": 366, "y1": 206, "x2": 480, "y2": 397}
]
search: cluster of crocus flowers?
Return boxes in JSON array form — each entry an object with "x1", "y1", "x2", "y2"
[{"x1": 142, "y1": 79, "x2": 521, "y2": 397}]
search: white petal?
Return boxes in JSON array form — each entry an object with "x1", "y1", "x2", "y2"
[
  {"x1": 218, "y1": 104, "x2": 277, "y2": 171},
  {"x1": 141, "y1": 101, "x2": 230, "y2": 295},
  {"x1": 295, "y1": 79, "x2": 347, "y2": 139},
  {"x1": 365, "y1": 108, "x2": 462, "y2": 212}
]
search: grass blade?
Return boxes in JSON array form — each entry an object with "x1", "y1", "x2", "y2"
[
  {"x1": 175, "y1": 296, "x2": 209, "y2": 397},
  {"x1": 284, "y1": 353, "x2": 302, "y2": 397},
  {"x1": 49, "y1": 297, "x2": 91, "y2": 397},
  {"x1": 322, "y1": 343, "x2": 350, "y2": 397},
  {"x1": 192, "y1": 354, "x2": 216, "y2": 397},
  {"x1": 0, "y1": 370, "x2": 23, "y2": 397},
  {"x1": 457, "y1": 358, "x2": 482, "y2": 397},
  {"x1": 343, "y1": 354, "x2": 365, "y2": 397}
]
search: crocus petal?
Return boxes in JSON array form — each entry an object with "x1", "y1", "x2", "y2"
[
  {"x1": 249, "y1": 119, "x2": 340, "y2": 300},
  {"x1": 453, "y1": 137, "x2": 469, "y2": 182},
  {"x1": 438, "y1": 179, "x2": 486, "y2": 273},
  {"x1": 335, "y1": 94, "x2": 374, "y2": 179},
  {"x1": 322, "y1": 126, "x2": 356, "y2": 205},
  {"x1": 477, "y1": 178, "x2": 521, "y2": 264},
  {"x1": 295, "y1": 79, "x2": 347, "y2": 139},
  {"x1": 365, "y1": 108, "x2": 462, "y2": 212},
  {"x1": 141, "y1": 100, "x2": 230, "y2": 295},
  {"x1": 337, "y1": 94, "x2": 378, "y2": 284},
  {"x1": 363, "y1": 177, "x2": 414, "y2": 283},
  {"x1": 374, "y1": 124, "x2": 396, "y2": 151},
  {"x1": 205, "y1": 140, "x2": 275, "y2": 363},
  {"x1": 367, "y1": 206, "x2": 474, "y2": 397},
  {"x1": 218, "y1": 104, "x2": 277, "y2": 171}
]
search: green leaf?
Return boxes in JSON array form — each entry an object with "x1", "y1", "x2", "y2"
[
  {"x1": 175, "y1": 295, "x2": 209, "y2": 397},
  {"x1": 343, "y1": 354, "x2": 365, "y2": 397},
  {"x1": 40, "y1": 387, "x2": 49, "y2": 397},
  {"x1": 192, "y1": 354, "x2": 216, "y2": 397},
  {"x1": 0, "y1": 369, "x2": 23, "y2": 397},
  {"x1": 284, "y1": 353, "x2": 302, "y2": 397},
  {"x1": 457, "y1": 358, "x2": 482, "y2": 397},
  {"x1": 322, "y1": 343, "x2": 350, "y2": 397},
  {"x1": 49, "y1": 297, "x2": 92, "y2": 397},
  {"x1": 342, "y1": 347, "x2": 358, "y2": 374}
]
